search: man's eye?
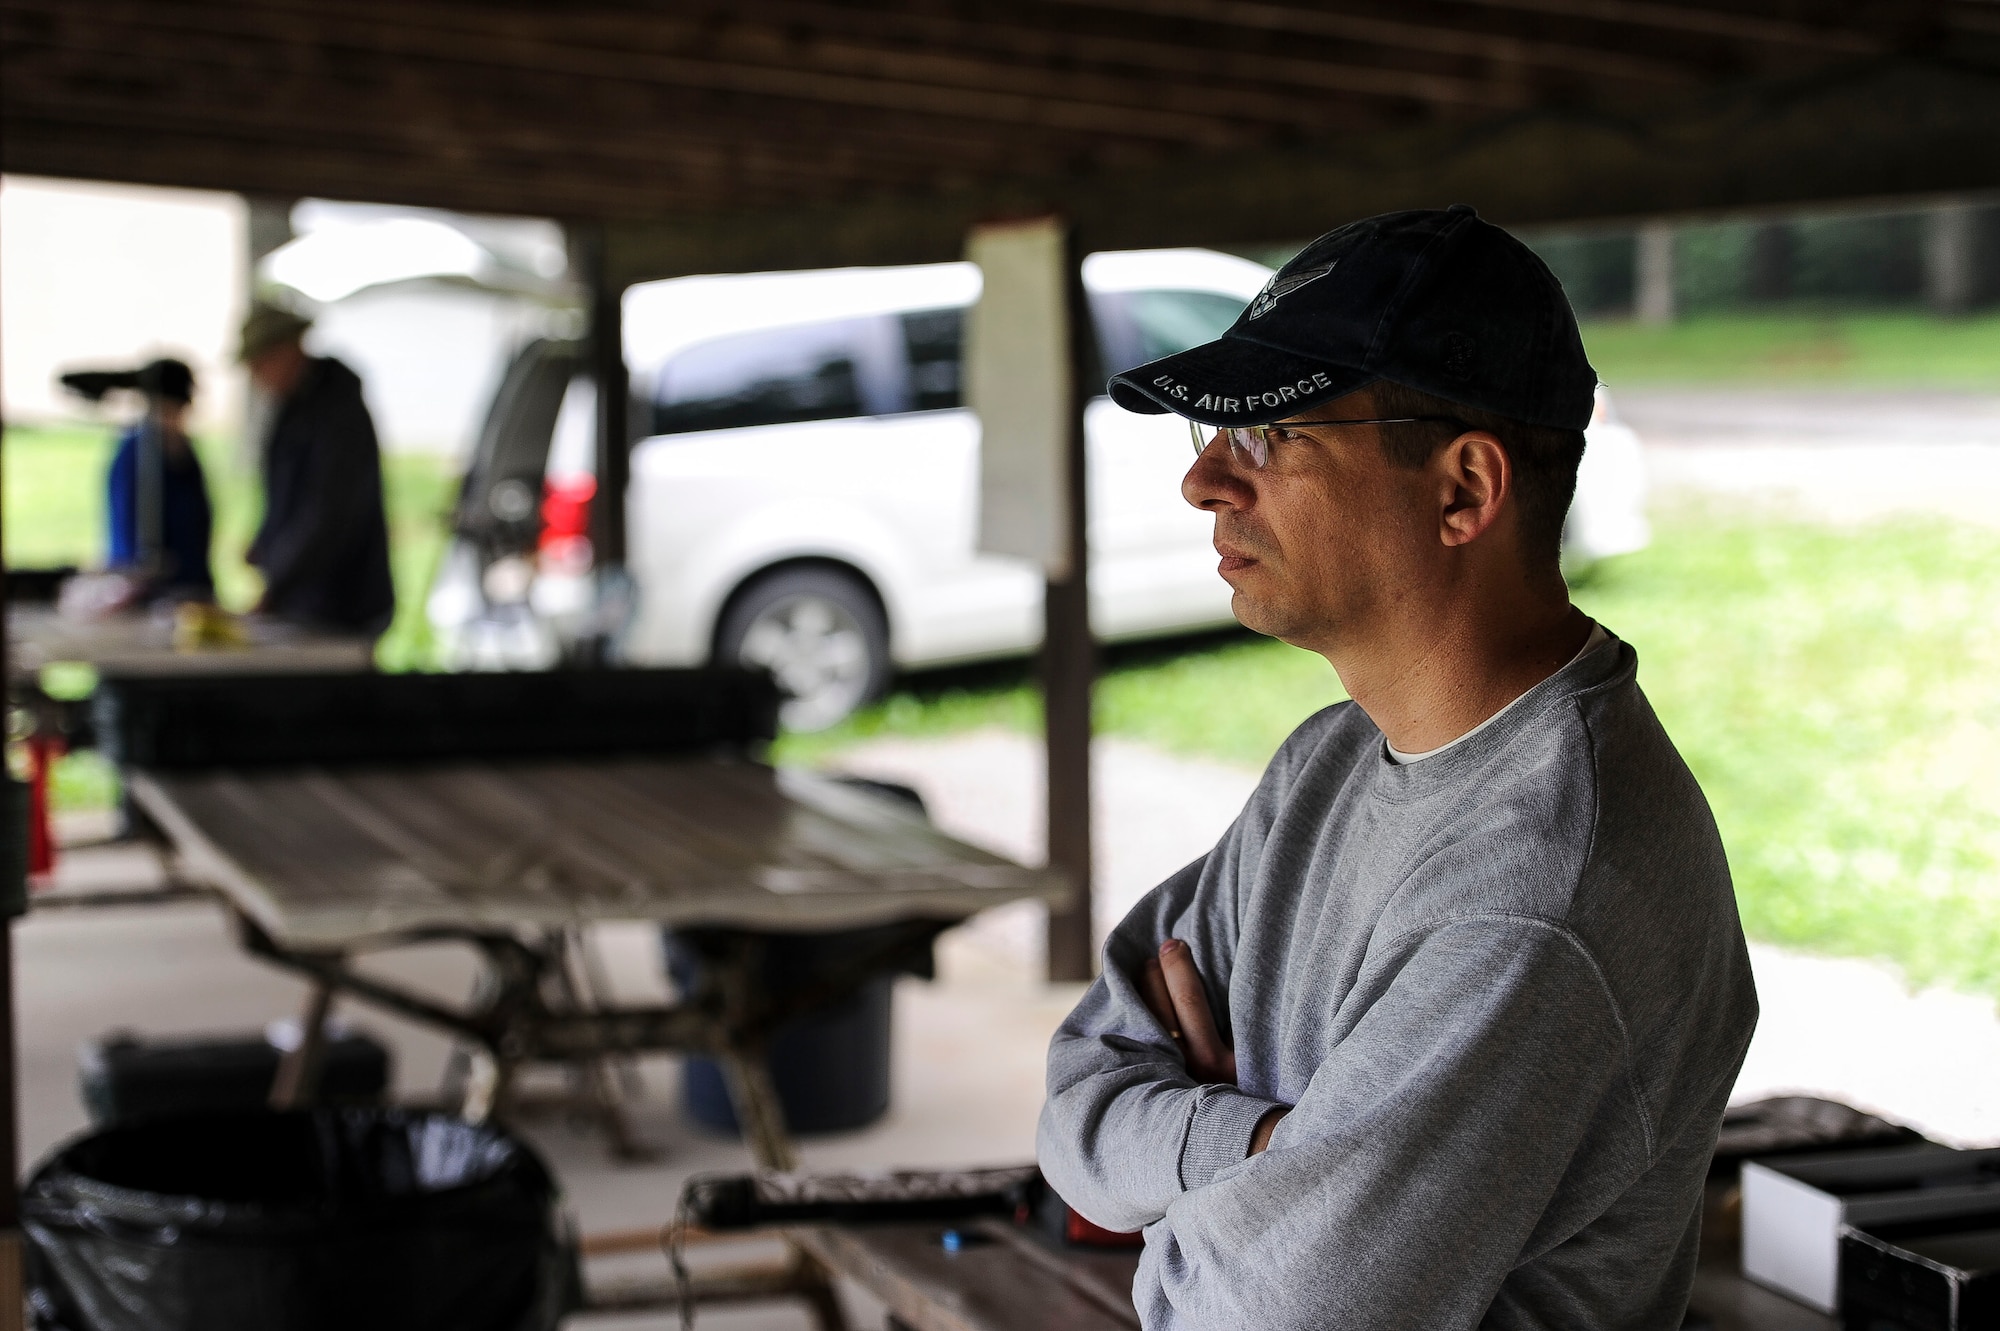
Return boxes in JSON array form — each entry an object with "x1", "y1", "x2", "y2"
[{"x1": 1270, "y1": 428, "x2": 1306, "y2": 442}]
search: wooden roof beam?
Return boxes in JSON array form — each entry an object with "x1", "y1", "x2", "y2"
[
  {"x1": 1444, "y1": 0, "x2": 1898, "y2": 52},
  {"x1": 600, "y1": 55, "x2": 2000, "y2": 283},
  {"x1": 672, "y1": 0, "x2": 1656, "y2": 100},
  {"x1": 91, "y1": 0, "x2": 1257, "y2": 146},
  {"x1": 1039, "y1": 0, "x2": 1801, "y2": 78}
]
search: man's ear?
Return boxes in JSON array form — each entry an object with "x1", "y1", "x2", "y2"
[{"x1": 1435, "y1": 431, "x2": 1510, "y2": 548}]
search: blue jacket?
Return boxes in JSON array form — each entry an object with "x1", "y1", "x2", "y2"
[{"x1": 106, "y1": 424, "x2": 215, "y2": 597}]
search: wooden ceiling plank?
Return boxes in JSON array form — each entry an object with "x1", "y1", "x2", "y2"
[
  {"x1": 1440, "y1": 0, "x2": 1887, "y2": 51},
  {"x1": 64, "y1": 0, "x2": 1256, "y2": 146},
  {"x1": 0, "y1": 117, "x2": 761, "y2": 217},
  {"x1": 0, "y1": 35, "x2": 1035, "y2": 200},
  {"x1": 684, "y1": 23, "x2": 1514, "y2": 119},
  {"x1": 2, "y1": 58, "x2": 1054, "y2": 185},
  {"x1": 596, "y1": 56, "x2": 2000, "y2": 281},
  {"x1": 653, "y1": 0, "x2": 1690, "y2": 93},
  {"x1": 5, "y1": 13, "x2": 1154, "y2": 176},
  {"x1": 1033, "y1": 0, "x2": 1750, "y2": 78}
]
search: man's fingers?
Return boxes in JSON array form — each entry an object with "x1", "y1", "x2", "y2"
[
  {"x1": 1159, "y1": 940, "x2": 1232, "y2": 1077},
  {"x1": 1138, "y1": 956, "x2": 1181, "y2": 1049}
]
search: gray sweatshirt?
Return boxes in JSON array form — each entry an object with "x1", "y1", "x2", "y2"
[{"x1": 1037, "y1": 634, "x2": 1757, "y2": 1330}]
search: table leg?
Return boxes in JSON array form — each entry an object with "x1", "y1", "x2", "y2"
[
  {"x1": 269, "y1": 980, "x2": 334, "y2": 1109},
  {"x1": 791, "y1": 1245, "x2": 851, "y2": 1331},
  {"x1": 718, "y1": 1044, "x2": 797, "y2": 1172},
  {"x1": 460, "y1": 1047, "x2": 513, "y2": 1124},
  {"x1": 715, "y1": 1046, "x2": 849, "y2": 1329}
]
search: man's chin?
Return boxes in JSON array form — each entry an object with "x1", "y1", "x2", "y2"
[{"x1": 1228, "y1": 589, "x2": 1282, "y2": 639}]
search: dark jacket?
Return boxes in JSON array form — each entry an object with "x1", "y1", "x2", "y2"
[
  {"x1": 249, "y1": 357, "x2": 395, "y2": 634},
  {"x1": 107, "y1": 424, "x2": 214, "y2": 598}
]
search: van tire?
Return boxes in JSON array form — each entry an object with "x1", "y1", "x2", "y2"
[{"x1": 715, "y1": 567, "x2": 890, "y2": 732}]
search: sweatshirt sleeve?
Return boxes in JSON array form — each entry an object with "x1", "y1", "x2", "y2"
[
  {"x1": 1036, "y1": 851, "x2": 1280, "y2": 1233},
  {"x1": 1135, "y1": 915, "x2": 1645, "y2": 1331}
]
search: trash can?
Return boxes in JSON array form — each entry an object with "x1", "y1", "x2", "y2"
[
  {"x1": 664, "y1": 926, "x2": 908, "y2": 1137},
  {"x1": 664, "y1": 776, "x2": 930, "y2": 1138},
  {"x1": 23, "y1": 1108, "x2": 575, "y2": 1331},
  {"x1": 77, "y1": 1028, "x2": 392, "y2": 1125}
]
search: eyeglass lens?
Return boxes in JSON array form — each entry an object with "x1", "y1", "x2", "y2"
[{"x1": 1186, "y1": 420, "x2": 1269, "y2": 468}]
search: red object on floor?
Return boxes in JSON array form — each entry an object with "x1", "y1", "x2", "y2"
[
  {"x1": 1063, "y1": 1207, "x2": 1144, "y2": 1248},
  {"x1": 27, "y1": 732, "x2": 62, "y2": 879}
]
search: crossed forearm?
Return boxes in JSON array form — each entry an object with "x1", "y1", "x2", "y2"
[{"x1": 1138, "y1": 938, "x2": 1291, "y2": 1156}]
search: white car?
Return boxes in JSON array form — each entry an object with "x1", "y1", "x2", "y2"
[{"x1": 432, "y1": 252, "x2": 1647, "y2": 729}]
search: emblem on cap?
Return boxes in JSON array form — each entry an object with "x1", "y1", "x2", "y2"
[{"x1": 1247, "y1": 261, "x2": 1337, "y2": 320}]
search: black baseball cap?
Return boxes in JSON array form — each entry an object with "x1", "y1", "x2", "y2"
[{"x1": 1108, "y1": 205, "x2": 1597, "y2": 432}]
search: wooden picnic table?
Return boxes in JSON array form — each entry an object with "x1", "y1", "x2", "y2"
[
  {"x1": 129, "y1": 758, "x2": 1060, "y2": 947},
  {"x1": 130, "y1": 751, "x2": 1067, "y2": 1331},
  {"x1": 8, "y1": 604, "x2": 374, "y2": 679},
  {"x1": 126, "y1": 754, "x2": 1067, "y2": 1166}
]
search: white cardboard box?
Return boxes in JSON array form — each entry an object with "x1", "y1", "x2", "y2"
[{"x1": 1742, "y1": 1144, "x2": 2000, "y2": 1313}]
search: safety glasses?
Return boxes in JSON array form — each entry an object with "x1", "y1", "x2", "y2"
[{"x1": 1185, "y1": 416, "x2": 1468, "y2": 469}]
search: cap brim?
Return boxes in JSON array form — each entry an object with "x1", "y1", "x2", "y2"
[{"x1": 1107, "y1": 335, "x2": 1372, "y2": 425}]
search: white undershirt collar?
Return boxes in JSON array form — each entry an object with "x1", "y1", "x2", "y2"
[{"x1": 1385, "y1": 622, "x2": 1611, "y2": 765}]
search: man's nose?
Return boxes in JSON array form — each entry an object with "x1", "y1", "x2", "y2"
[{"x1": 1182, "y1": 437, "x2": 1251, "y2": 512}]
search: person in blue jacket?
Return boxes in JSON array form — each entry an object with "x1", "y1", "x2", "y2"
[{"x1": 105, "y1": 357, "x2": 215, "y2": 601}]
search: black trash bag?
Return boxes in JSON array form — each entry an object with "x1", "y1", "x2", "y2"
[{"x1": 23, "y1": 1108, "x2": 576, "y2": 1331}]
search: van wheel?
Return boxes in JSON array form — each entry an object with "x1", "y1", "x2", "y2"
[{"x1": 716, "y1": 568, "x2": 890, "y2": 732}]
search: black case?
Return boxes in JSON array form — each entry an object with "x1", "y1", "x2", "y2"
[
  {"x1": 79, "y1": 1030, "x2": 391, "y2": 1124},
  {"x1": 1841, "y1": 1210, "x2": 2000, "y2": 1330}
]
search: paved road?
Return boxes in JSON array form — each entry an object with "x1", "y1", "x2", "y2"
[{"x1": 1617, "y1": 388, "x2": 2000, "y2": 526}]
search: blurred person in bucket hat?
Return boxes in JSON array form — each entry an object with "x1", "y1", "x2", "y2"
[
  {"x1": 1039, "y1": 207, "x2": 1755, "y2": 1331},
  {"x1": 237, "y1": 302, "x2": 394, "y2": 635}
]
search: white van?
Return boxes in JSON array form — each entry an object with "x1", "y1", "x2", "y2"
[{"x1": 431, "y1": 250, "x2": 1647, "y2": 729}]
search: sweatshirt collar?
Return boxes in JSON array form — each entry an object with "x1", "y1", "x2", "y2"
[{"x1": 1370, "y1": 629, "x2": 1635, "y2": 801}]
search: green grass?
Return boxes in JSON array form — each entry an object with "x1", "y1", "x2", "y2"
[
  {"x1": 1575, "y1": 508, "x2": 2000, "y2": 997},
  {"x1": 790, "y1": 508, "x2": 2000, "y2": 1000},
  {"x1": 1582, "y1": 313, "x2": 2000, "y2": 389}
]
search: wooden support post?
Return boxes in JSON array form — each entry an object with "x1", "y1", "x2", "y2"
[
  {"x1": 1635, "y1": 220, "x2": 1676, "y2": 325},
  {"x1": 579, "y1": 222, "x2": 630, "y2": 571},
  {"x1": 0, "y1": 279, "x2": 24, "y2": 1331},
  {"x1": 719, "y1": 1045, "x2": 798, "y2": 1173},
  {"x1": 0, "y1": 931, "x2": 19, "y2": 1331},
  {"x1": 1043, "y1": 231, "x2": 1097, "y2": 984},
  {"x1": 1927, "y1": 202, "x2": 1977, "y2": 315}
]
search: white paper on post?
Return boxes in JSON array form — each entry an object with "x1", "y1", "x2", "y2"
[{"x1": 966, "y1": 217, "x2": 1073, "y2": 579}]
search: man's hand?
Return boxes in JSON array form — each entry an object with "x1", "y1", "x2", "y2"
[
  {"x1": 1139, "y1": 938, "x2": 1236, "y2": 1083},
  {"x1": 1137, "y1": 939, "x2": 1290, "y2": 1156}
]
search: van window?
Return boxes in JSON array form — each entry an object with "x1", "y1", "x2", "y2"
[
  {"x1": 652, "y1": 316, "x2": 903, "y2": 435},
  {"x1": 1123, "y1": 289, "x2": 1247, "y2": 363},
  {"x1": 902, "y1": 308, "x2": 963, "y2": 411}
]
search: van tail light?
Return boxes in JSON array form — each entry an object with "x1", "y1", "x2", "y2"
[{"x1": 540, "y1": 475, "x2": 596, "y2": 574}]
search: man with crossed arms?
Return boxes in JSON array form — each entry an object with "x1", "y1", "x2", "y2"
[{"x1": 1037, "y1": 206, "x2": 1757, "y2": 1329}]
